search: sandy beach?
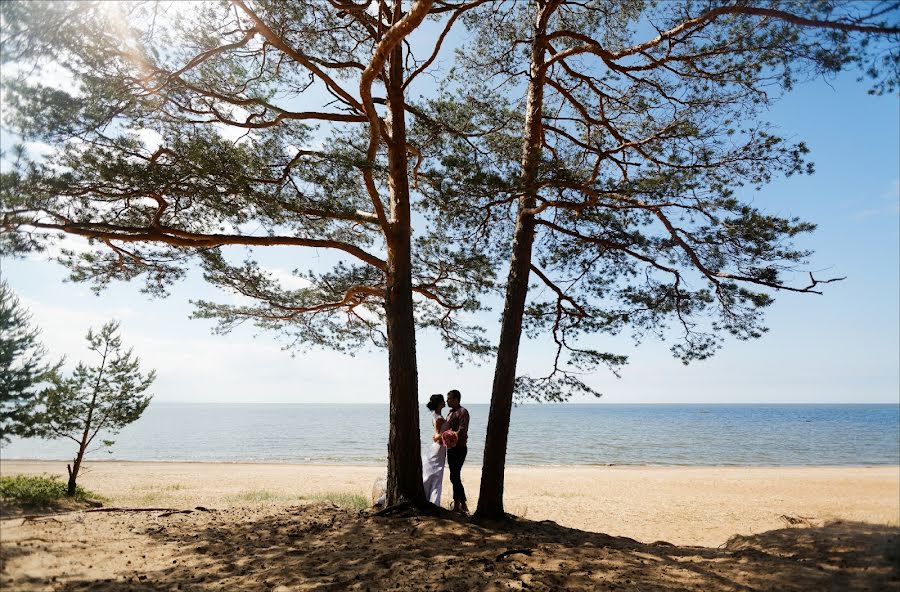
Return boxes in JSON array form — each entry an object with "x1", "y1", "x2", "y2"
[
  {"x1": 2, "y1": 460, "x2": 898, "y2": 590},
  {"x1": 2, "y1": 461, "x2": 898, "y2": 546}
]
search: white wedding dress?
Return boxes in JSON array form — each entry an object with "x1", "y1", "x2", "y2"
[{"x1": 422, "y1": 410, "x2": 447, "y2": 506}]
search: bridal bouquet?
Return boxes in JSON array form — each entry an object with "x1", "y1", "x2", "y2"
[{"x1": 441, "y1": 430, "x2": 458, "y2": 449}]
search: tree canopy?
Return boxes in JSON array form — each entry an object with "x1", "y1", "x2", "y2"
[
  {"x1": 0, "y1": 280, "x2": 61, "y2": 442},
  {"x1": 1, "y1": 1, "x2": 897, "y2": 512},
  {"x1": 421, "y1": 0, "x2": 898, "y2": 400},
  {"x1": 0, "y1": 0, "x2": 495, "y2": 506},
  {"x1": 25, "y1": 320, "x2": 155, "y2": 495},
  {"x1": 410, "y1": 0, "x2": 899, "y2": 518},
  {"x1": 0, "y1": 0, "x2": 491, "y2": 356}
]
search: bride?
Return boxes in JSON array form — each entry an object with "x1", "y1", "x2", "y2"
[{"x1": 422, "y1": 394, "x2": 449, "y2": 506}]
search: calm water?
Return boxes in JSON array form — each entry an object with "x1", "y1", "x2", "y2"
[{"x1": 2, "y1": 404, "x2": 898, "y2": 466}]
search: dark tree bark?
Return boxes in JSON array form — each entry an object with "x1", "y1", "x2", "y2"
[
  {"x1": 384, "y1": 35, "x2": 426, "y2": 506},
  {"x1": 67, "y1": 449, "x2": 85, "y2": 496},
  {"x1": 475, "y1": 0, "x2": 555, "y2": 520}
]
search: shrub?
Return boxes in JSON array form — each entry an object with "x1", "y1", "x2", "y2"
[{"x1": 0, "y1": 474, "x2": 101, "y2": 504}]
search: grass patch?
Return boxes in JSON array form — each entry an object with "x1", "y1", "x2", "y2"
[
  {"x1": 0, "y1": 474, "x2": 103, "y2": 504},
  {"x1": 136, "y1": 491, "x2": 164, "y2": 505},
  {"x1": 225, "y1": 489, "x2": 369, "y2": 509},
  {"x1": 227, "y1": 489, "x2": 295, "y2": 503},
  {"x1": 304, "y1": 491, "x2": 369, "y2": 511}
]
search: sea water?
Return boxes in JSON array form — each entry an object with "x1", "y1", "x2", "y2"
[{"x1": 2, "y1": 403, "x2": 897, "y2": 466}]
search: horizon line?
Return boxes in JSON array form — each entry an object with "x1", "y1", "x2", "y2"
[{"x1": 146, "y1": 400, "x2": 900, "y2": 406}]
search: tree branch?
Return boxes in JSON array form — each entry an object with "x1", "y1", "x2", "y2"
[
  {"x1": 359, "y1": 0, "x2": 434, "y2": 233},
  {"x1": 14, "y1": 219, "x2": 387, "y2": 270}
]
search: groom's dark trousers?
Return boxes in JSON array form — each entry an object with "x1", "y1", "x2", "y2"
[{"x1": 447, "y1": 446, "x2": 467, "y2": 502}]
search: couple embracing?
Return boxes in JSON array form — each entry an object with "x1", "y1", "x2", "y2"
[{"x1": 422, "y1": 389, "x2": 469, "y2": 513}]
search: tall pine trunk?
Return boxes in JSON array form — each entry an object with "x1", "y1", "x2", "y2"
[
  {"x1": 475, "y1": 0, "x2": 553, "y2": 520},
  {"x1": 384, "y1": 36, "x2": 425, "y2": 506}
]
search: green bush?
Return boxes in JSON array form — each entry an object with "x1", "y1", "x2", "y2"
[{"x1": 0, "y1": 474, "x2": 101, "y2": 504}]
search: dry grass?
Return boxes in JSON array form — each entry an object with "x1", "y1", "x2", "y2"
[{"x1": 303, "y1": 491, "x2": 369, "y2": 510}]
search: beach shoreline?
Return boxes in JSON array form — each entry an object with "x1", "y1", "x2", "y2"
[
  {"x1": 3, "y1": 456, "x2": 899, "y2": 468},
  {"x1": 3, "y1": 460, "x2": 897, "y2": 547}
]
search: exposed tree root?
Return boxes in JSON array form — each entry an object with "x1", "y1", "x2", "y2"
[
  {"x1": 496, "y1": 548, "x2": 533, "y2": 561},
  {"x1": 373, "y1": 500, "x2": 441, "y2": 518}
]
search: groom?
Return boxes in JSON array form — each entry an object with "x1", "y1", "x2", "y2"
[{"x1": 445, "y1": 389, "x2": 470, "y2": 513}]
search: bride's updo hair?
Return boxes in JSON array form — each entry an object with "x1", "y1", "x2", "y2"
[{"x1": 426, "y1": 394, "x2": 444, "y2": 411}]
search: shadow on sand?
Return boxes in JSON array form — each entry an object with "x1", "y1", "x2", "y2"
[{"x1": 3, "y1": 503, "x2": 898, "y2": 591}]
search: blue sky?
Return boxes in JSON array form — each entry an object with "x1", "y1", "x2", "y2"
[{"x1": 1, "y1": 18, "x2": 898, "y2": 405}]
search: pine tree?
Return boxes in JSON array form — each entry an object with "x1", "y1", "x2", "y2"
[
  {"x1": 0, "y1": 0, "x2": 491, "y2": 507},
  {"x1": 27, "y1": 321, "x2": 155, "y2": 496},
  {"x1": 0, "y1": 280, "x2": 61, "y2": 442},
  {"x1": 414, "y1": 0, "x2": 899, "y2": 518}
]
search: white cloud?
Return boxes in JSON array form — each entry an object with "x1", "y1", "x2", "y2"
[
  {"x1": 25, "y1": 233, "x2": 95, "y2": 263},
  {"x1": 854, "y1": 178, "x2": 900, "y2": 219},
  {"x1": 213, "y1": 121, "x2": 256, "y2": 144},
  {"x1": 23, "y1": 141, "x2": 56, "y2": 158},
  {"x1": 18, "y1": 296, "x2": 137, "y2": 371},
  {"x1": 227, "y1": 292, "x2": 257, "y2": 307},
  {"x1": 264, "y1": 267, "x2": 312, "y2": 290},
  {"x1": 16, "y1": 290, "x2": 389, "y2": 403},
  {"x1": 211, "y1": 106, "x2": 258, "y2": 144},
  {"x1": 1, "y1": 61, "x2": 78, "y2": 95},
  {"x1": 134, "y1": 128, "x2": 164, "y2": 152}
]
